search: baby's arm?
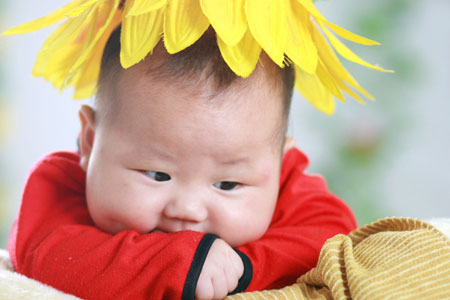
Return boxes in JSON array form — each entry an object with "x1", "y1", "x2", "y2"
[{"x1": 9, "y1": 152, "x2": 249, "y2": 300}]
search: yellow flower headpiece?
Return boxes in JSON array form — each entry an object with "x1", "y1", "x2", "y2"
[{"x1": 3, "y1": 0, "x2": 392, "y2": 114}]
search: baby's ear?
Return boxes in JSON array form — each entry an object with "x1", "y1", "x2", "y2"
[
  {"x1": 78, "y1": 105, "x2": 96, "y2": 171},
  {"x1": 283, "y1": 136, "x2": 296, "y2": 155}
]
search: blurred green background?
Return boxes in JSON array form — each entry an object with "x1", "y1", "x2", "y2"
[
  {"x1": 0, "y1": 0, "x2": 449, "y2": 248},
  {"x1": 303, "y1": 0, "x2": 423, "y2": 223},
  {"x1": 289, "y1": 0, "x2": 449, "y2": 225}
]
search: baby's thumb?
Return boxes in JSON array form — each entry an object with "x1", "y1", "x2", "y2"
[{"x1": 231, "y1": 250, "x2": 244, "y2": 278}]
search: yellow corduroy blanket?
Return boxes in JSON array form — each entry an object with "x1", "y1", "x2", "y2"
[{"x1": 1, "y1": 217, "x2": 450, "y2": 300}]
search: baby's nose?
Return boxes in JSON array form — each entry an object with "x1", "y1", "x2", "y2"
[{"x1": 163, "y1": 194, "x2": 208, "y2": 223}]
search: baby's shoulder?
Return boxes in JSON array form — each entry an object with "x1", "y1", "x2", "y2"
[{"x1": 27, "y1": 150, "x2": 85, "y2": 188}]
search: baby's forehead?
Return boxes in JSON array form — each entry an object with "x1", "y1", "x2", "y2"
[
  {"x1": 112, "y1": 52, "x2": 282, "y2": 112},
  {"x1": 102, "y1": 60, "x2": 286, "y2": 148}
]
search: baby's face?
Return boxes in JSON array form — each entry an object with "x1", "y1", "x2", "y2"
[{"x1": 80, "y1": 62, "x2": 286, "y2": 247}]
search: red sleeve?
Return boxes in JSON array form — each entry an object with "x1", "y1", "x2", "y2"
[
  {"x1": 7, "y1": 152, "x2": 213, "y2": 300},
  {"x1": 237, "y1": 148, "x2": 358, "y2": 291}
]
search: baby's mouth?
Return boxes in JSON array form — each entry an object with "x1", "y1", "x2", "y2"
[{"x1": 150, "y1": 229, "x2": 166, "y2": 233}]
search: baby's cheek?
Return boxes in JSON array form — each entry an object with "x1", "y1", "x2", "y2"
[
  {"x1": 104, "y1": 221, "x2": 128, "y2": 234},
  {"x1": 260, "y1": 165, "x2": 274, "y2": 184}
]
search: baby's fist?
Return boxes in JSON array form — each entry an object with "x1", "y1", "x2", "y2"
[{"x1": 195, "y1": 239, "x2": 244, "y2": 300}]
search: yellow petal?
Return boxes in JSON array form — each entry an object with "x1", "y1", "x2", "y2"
[
  {"x1": 121, "y1": 2, "x2": 164, "y2": 68},
  {"x1": 38, "y1": 5, "x2": 94, "y2": 55},
  {"x1": 318, "y1": 21, "x2": 393, "y2": 73},
  {"x1": 2, "y1": 0, "x2": 79, "y2": 35},
  {"x1": 295, "y1": 65, "x2": 335, "y2": 114},
  {"x1": 285, "y1": 0, "x2": 317, "y2": 74},
  {"x1": 33, "y1": 0, "x2": 121, "y2": 97},
  {"x1": 296, "y1": 0, "x2": 379, "y2": 45},
  {"x1": 336, "y1": 79, "x2": 367, "y2": 104},
  {"x1": 127, "y1": 0, "x2": 168, "y2": 16},
  {"x1": 164, "y1": 0, "x2": 210, "y2": 54},
  {"x1": 71, "y1": 10, "x2": 123, "y2": 98},
  {"x1": 217, "y1": 28, "x2": 262, "y2": 78},
  {"x1": 308, "y1": 23, "x2": 373, "y2": 103},
  {"x1": 68, "y1": 0, "x2": 100, "y2": 17},
  {"x1": 321, "y1": 20, "x2": 380, "y2": 46},
  {"x1": 32, "y1": 10, "x2": 92, "y2": 86},
  {"x1": 72, "y1": 50, "x2": 101, "y2": 98},
  {"x1": 245, "y1": 0, "x2": 287, "y2": 67},
  {"x1": 316, "y1": 60, "x2": 345, "y2": 102},
  {"x1": 70, "y1": 0, "x2": 120, "y2": 73},
  {"x1": 32, "y1": 44, "x2": 83, "y2": 89},
  {"x1": 200, "y1": 0, "x2": 247, "y2": 46},
  {"x1": 309, "y1": 22, "x2": 371, "y2": 99}
]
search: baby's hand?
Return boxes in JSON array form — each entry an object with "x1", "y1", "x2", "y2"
[{"x1": 195, "y1": 239, "x2": 244, "y2": 300}]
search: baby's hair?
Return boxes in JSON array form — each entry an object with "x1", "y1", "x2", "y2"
[{"x1": 97, "y1": 26, "x2": 295, "y2": 143}]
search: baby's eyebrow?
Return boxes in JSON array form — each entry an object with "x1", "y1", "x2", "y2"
[
  {"x1": 134, "y1": 145, "x2": 175, "y2": 162},
  {"x1": 217, "y1": 156, "x2": 250, "y2": 166}
]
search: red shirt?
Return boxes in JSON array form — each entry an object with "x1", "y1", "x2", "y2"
[{"x1": 8, "y1": 148, "x2": 357, "y2": 299}]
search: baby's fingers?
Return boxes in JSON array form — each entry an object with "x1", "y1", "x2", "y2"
[
  {"x1": 224, "y1": 267, "x2": 239, "y2": 296},
  {"x1": 230, "y1": 250, "x2": 244, "y2": 279},
  {"x1": 195, "y1": 272, "x2": 214, "y2": 300},
  {"x1": 211, "y1": 269, "x2": 229, "y2": 299}
]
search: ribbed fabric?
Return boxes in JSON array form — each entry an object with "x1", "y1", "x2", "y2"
[{"x1": 226, "y1": 217, "x2": 450, "y2": 300}]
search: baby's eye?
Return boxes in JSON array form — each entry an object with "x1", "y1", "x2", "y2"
[
  {"x1": 213, "y1": 181, "x2": 239, "y2": 191},
  {"x1": 145, "y1": 171, "x2": 171, "y2": 182}
]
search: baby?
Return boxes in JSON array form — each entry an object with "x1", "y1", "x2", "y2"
[{"x1": 8, "y1": 27, "x2": 357, "y2": 300}]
